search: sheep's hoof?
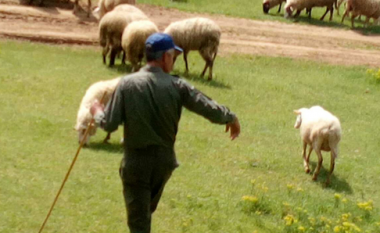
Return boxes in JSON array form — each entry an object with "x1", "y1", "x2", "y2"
[
  {"x1": 312, "y1": 176, "x2": 318, "y2": 181},
  {"x1": 305, "y1": 168, "x2": 311, "y2": 174}
]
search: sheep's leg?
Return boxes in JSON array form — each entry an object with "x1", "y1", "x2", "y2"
[
  {"x1": 320, "y1": 7, "x2": 329, "y2": 21},
  {"x1": 201, "y1": 61, "x2": 209, "y2": 78},
  {"x1": 73, "y1": 0, "x2": 79, "y2": 14},
  {"x1": 277, "y1": 3, "x2": 282, "y2": 13},
  {"x1": 103, "y1": 132, "x2": 111, "y2": 143},
  {"x1": 351, "y1": 15, "x2": 355, "y2": 28},
  {"x1": 336, "y1": 0, "x2": 344, "y2": 16},
  {"x1": 294, "y1": 10, "x2": 301, "y2": 18},
  {"x1": 329, "y1": 7, "x2": 334, "y2": 21},
  {"x1": 183, "y1": 51, "x2": 189, "y2": 73},
  {"x1": 364, "y1": 16, "x2": 370, "y2": 27},
  {"x1": 109, "y1": 48, "x2": 117, "y2": 67},
  {"x1": 341, "y1": 8, "x2": 349, "y2": 23},
  {"x1": 102, "y1": 45, "x2": 110, "y2": 65},
  {"x1": 312, "y1": 148, "x2": 323, "y2": 181},
  {"x1": 302, "y1": 142, "x2": 308, "y2": 172},
  {"x1": 206, "y1": 50, "x2": 218, "y2": 81},
  {"x1": 121, "y1": 51, "x2": 126, "y2": 65},
  {"x1": 308, "y1": 8, "x2": 312, "y2": 19},
  {"x1": 326, "y1": 151, "x2": 336, "y2": 185},
  {"x1": 304, "y1": 145, "x2": 312, "y2": 174},
  {"x1": 87, "y1": 0, "x2": 91, "y2": 18}
]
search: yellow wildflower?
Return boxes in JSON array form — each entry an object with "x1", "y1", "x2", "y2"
[
  {"x1": 334, "y1": 226, "x2": 341, "y2": 233},
  {"x1": 242, "y1": 195, "x2": 258, "y2": 203},
  {"x1": 298, "y1": 226, "x2": 306, "y2": 232},
  {"x1": 284, "y1": 214, "x2": 297, "y2": 226},
  {"x1": 334, "y1": 193, "x2": 341, "y2": 200}
]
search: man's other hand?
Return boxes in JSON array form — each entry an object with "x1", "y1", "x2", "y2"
[
  {"x1": 90, "y1": 100, "x2": 105, "y2": 116},
  {"x1": 225, "y1": 117, "x2": 240, "y2": 140}
]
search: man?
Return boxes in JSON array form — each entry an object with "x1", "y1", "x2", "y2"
[{"x1": 90, "y1": 33, "x2": 240, "y2": 233}]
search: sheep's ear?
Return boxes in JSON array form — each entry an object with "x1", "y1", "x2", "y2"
[{"x1": 293, "y1": 110, "x2": 300, "y2": 115}]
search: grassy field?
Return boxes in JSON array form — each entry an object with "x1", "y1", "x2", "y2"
[
  {"x1": 137, "y1": 0, "x2": 380, "y2": 33},
  {"x1": 2, "y1": 39, "x2": 380, "y2": 233}
]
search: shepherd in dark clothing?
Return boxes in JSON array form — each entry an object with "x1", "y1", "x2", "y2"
[{"x1": 90, "y1": 33, "x2": 240, "y2": 233}]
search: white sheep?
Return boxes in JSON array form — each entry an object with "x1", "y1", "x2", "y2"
[
  {"x1": 93, "y1": 0, "x2": 138, "y2": 20},
  {"x1": 294, "y1": 106, "x2": 342, "y2": 184},
  {"x1": 75, "y1": 77, "x2": 121, "y2": 146},
  {"x1": 164, "y1": 17, "x2": 221, "y2": 81},
  {"x1": 284, "y1": 0, "x2": 337, "y2": 21},
  {"x1": 263, "y1": 0, "x2": 287, "y2": 14},
  {"x1": 121, "y1": 20, "x2": 159, "y2": 71},
  {"x1": 99, "y1": 9, "x2": 148, "y2": 66},
  {"x1": 341, "y1": 0, "x2": 380, "y2": 28}
]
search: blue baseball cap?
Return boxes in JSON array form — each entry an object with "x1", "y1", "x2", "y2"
[{"x1": 145, "y1": 33, "x2": 183, "y2": 53}]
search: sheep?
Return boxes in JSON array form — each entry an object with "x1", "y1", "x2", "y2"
[
  {"x1": 75, "y1": 77, "x2": 121, "y2": 146},
  {"x1": 121, "y1": 20, "x2": 159, "y2": 71},
  {"x1": 341, "y1": 0, "x2": 380, "y2": 28},
  {"x1": 263, "y1": 0, "x2": 287, "y2": 14},
  {"x1": 293, "y1": 106, "x2": 342, "y2": 184},
  {"x1": 164, "y1": 17, "x2": 221, "y2": 81},
  {"x1": 284, "y1": 0, "x2": 337, "y2": 21},
  {"x1": 99, "y1": 9, "x2": 149, "y2": 66},
  {"x1": 29, "y1": 0, "x2": 92, "y2": 18},
  {"x1": 93, "y1": 0, "x2": 138, "y2": 20}
]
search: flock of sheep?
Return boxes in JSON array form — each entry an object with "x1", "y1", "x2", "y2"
[
  {"x1": 72, "y1": 1, "x2": 343, "y2": 184},
  {"x1": 263, "y1": 0, "x2": 380, "y2": 28},
  {"x1": 76, "y1": 1, "x2": 221, "y2": 143}
]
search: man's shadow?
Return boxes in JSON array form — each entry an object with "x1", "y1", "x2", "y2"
[
  {"x1": 308, "y1": 161, "x2": 353, "y2": 194},
  {"x1": 85, "y1": 141, "x2": 124, "y2": 154}
]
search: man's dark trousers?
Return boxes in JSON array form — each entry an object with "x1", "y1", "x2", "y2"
[{"x1": 119, "y1": 145, "x2": 178, "y2": 233}]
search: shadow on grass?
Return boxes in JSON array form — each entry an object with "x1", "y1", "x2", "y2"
[
  {"x1": 107, "y1": 63, "x2": 134, "y2": 75},
  {"x1": 292, "y1": 15, "x2": 346, "y2": 29},
  {"x1": 309, "y1": 162, "x2": 353, "y2": 194},
  {"x1": 85, "y1": 142, "x2": 124, "y2": 154},
  {"x1": 173, "y1": 71, "x2": 232, "y2": 89},
  {"x1": 287, "y1": 13, "x2": 380, "y2": 35}
]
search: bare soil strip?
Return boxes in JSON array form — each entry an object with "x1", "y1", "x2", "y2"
[{"x1": 1, "y1": 2, "x2": 380, "y2": 67}]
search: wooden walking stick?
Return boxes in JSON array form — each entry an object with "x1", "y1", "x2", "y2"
[{"x1": 38, "y1": 92, "x2": 107, "y2": 233}]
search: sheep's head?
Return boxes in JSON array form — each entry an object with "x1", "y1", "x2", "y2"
[
  {"x1": 284, "y1": 6, "x2": 293, "y2": 18},
  {"x1": 293, "y1": 109, "x2": 304, "y2": 129},
  {"x1": 76, "y1": 123, "x2": 97, "y2": 146},
  {"x1": 263, "y1": 1, "x2": 270, "y2": 14}
]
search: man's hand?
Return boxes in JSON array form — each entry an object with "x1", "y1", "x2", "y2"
[
  {"x1": 90, "y1": 100, "x2": 105, "y2": 116},
  {"x1": 225, "y1": 116, "x2": 240, "y2": 140}
]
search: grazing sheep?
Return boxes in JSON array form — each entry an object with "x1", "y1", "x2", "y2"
[
  {"x1": 29, "y1": 0, "x2": 92, "y2": 18},
  {"x1": 294, "y1": 106, "x2": 341, "y2": 184},
  {"x1": 164, "y1": 17, "x2": 221, "y2": 81},
  {"x1": 99, "y1": 9, "x2": 148, "y2": 66},
  {"x1": 341, "y1": 0, "x2": 380, "y2": 28},
  {"x1": 93, "y1": 0, "x2": 138, "y2": 20},
  {"x1": 263, "y1": 0, "x2": 287, "y2": 14},
  {"x1": 284, "y1": 0, "x2": 337, "y2": 21},
  {"x1": 75, "y1": 77, "x2": 121, "y2": 145},
  {"x1": 121, "y1": 20, "x2": 159, "y2": 71}
]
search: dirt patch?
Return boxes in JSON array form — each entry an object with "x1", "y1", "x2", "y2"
[{"x1": 2, "y1": 1, "x2": 380, "y2": 67}]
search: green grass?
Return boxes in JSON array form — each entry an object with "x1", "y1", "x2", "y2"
[
  {"x1": 138, "y1": 0, "x2": 380, "y2": 34},
  {"x1": 2, "y1": 40, "x2": 380, "y2": 233}
]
